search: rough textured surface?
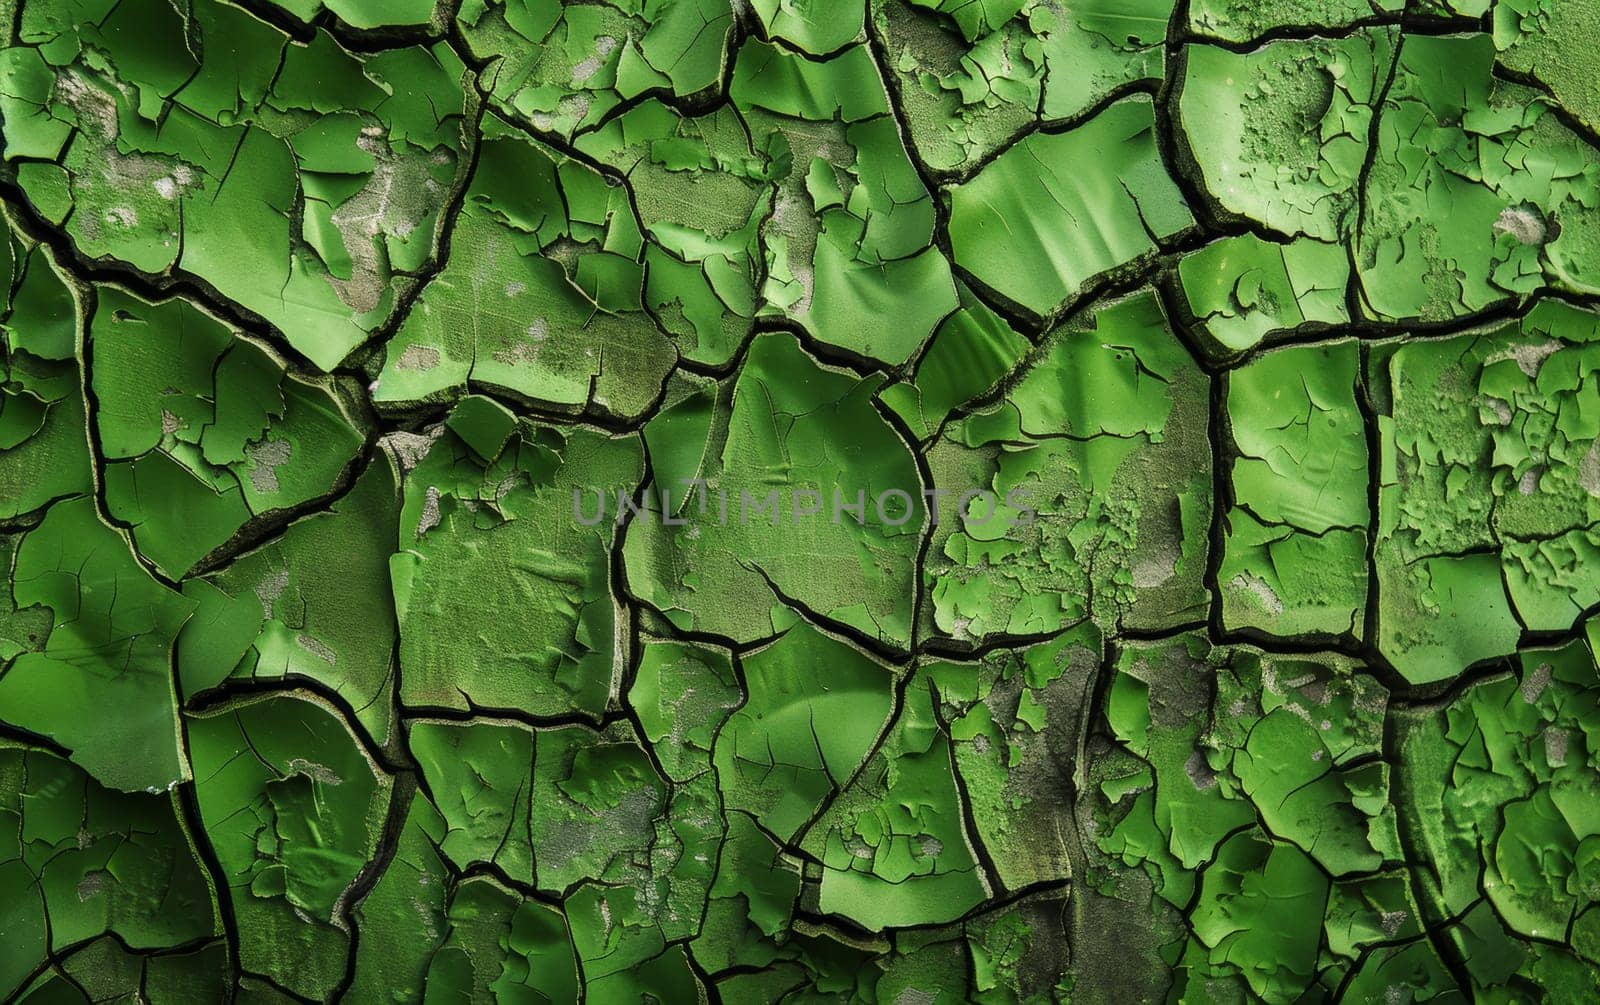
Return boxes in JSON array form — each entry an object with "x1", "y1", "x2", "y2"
[{"x1": 3, "y1": 0, "x2": 1600, "y2": 1001}]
